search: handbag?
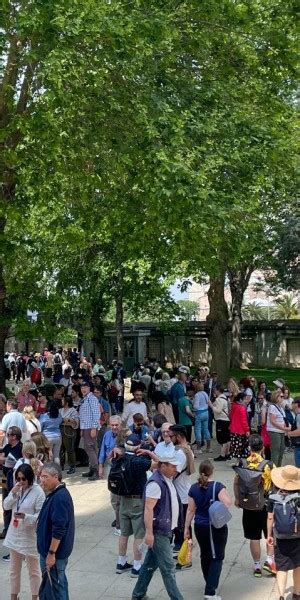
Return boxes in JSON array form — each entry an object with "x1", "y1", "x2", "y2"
[
  {"x1": 177, "y1": 538, "x2": 193, "y2": 566},
  {"x1": 208, "y1": 481, "x2": 232, "y2": 558},
  {"x1": 39, "y1": 569, "x2": 56, "y2": 600}
]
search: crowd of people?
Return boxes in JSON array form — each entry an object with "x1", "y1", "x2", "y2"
[{"x1": 0, "y1": 348, "x2": 299, "y2": 600}]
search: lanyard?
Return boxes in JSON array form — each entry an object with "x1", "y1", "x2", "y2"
[{"x1": 17, "y1": 488, "x2": 32, "y2": 512}]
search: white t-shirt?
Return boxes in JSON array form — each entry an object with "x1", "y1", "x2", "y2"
[
  {"x1": 267, "y1": 404, "x2": 286, "y2": 433},
  {"x1": 146, "y1": 474, "x2": 179, "y2": 530},
  {"x1": 122, "y1": 401, "x2": 148, "y2": 426},
  {"x1": 22, "y1": 418, "x2": 41, "y2": 442},
  {"x1": 173, "y1": 448, "x2": 191, "y2": 504},
  {"x1": 0, "y1": 411, "x2": 27, "y2": 441},
  {"x1": 283, "y1": 397, "x2": 294, "y2": 410}
]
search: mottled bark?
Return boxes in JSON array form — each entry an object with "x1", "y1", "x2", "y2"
[
  {"x1": 228, "y1": 265, "x2": 253, "y2": 368},
  {"x1": 0, "y1": 235, "x2": 10, "y2": 392},
  {"x1": 115, "y1": 292, "x2": 124, "y2": 362},
  {"x1": 206, "y1": 273, "x2": 229, "y2": 385},
  {"x1": 91, "y1": 302, "x2": 106, "y2": 358}
]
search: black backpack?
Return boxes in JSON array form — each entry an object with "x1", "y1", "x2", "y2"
[
  {"x1": 233, "y1": 459, "x2": 270, "y2": 510},
  {"x1": 108, "y1": 454, "x2": 135, "y2": 496}
]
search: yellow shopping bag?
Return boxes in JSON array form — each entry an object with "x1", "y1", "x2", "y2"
[{"x1": 177, "y1": 539, "x2": 193, "y2": 566}]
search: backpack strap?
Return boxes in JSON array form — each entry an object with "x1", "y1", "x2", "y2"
[
  {"x1": 209, "y1": 481, "x2": 217, "y2": 559},
  {"x1": 256, "y1": 460, "x2": 268, "y2": 472},
  {"x1": 174, "y1": 467, "x2": 187, "y2": 480}
]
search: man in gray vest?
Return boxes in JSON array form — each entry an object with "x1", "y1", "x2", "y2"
[{"x1": 131, "y1": 445, "x2": 184, "y2": 600}]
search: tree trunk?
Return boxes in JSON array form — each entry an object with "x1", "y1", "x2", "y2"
[
  {"x1": 228, "y1": 265, "x2": 254, "y2": 368},
  {"x1": 115, "y1": 292, "x2": 124, "y2": 362},
  {"x1": 0, "y1": 217, "x2": 10, "y2": 392},
  {"x1": 206, "y1": 273, "x2": 229, "y2": 385},
  {"x1": 91, "y1": 301, "x2": 106, "y2": 359}
]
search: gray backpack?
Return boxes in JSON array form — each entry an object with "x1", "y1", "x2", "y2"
[
  {"x1": 208, "y1": 481, "x2": 232, "y2": 559},
  {"x1": 208, "y1": 481, "x2": 232, "y2": 528},
  {"x1": 233, "y1": 459, "x2": 270, "y2": 510},
  {"x1": 269, "y1": 492, "x2": 300, "y2": 539}
]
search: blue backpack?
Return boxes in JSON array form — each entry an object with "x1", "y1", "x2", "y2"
[{"x1": 269, "y1": 492, "x2": 300, "y2": 539}]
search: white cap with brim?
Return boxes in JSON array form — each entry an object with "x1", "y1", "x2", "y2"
[
  {"x1": 273, "y1": 379, "x2": 285, "y2": 389},
  {"x1": 154, "y1": 444, "x2": 181, "y2": 466}
]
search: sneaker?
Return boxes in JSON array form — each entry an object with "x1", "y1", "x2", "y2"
[
  {"x1": 213, "y1": 455, "x2": 226, "y2": 462},
  {"x1": 172, "y1": 545, "x2": 181, "y2": 556},
  {"x1": 204, "y1": 596, "x2": 222, "y2": 600},
  {"x1": 0, "y1": 530, "x2": 6, "y2": 540},
  {"x1": 225, "y1": 455, "x2": 231, "y2": 460},
  {"x1": 116, "y1": 561, "x2": 133, "y2": 574},
  {"x1": 263, "y1": 560, "x2": 277, "y2": 575},
  {"x1": 175, "y1": 562, "x2": 192, "y2": 570},
  {"x1": 88, "y1": 471, "x2": 99, "y2": 481},
  {"x1": 82, "y1": 469, "x2": 93, "y2": 478},
  {"x1": 113, "y1": 528, "x2": 121, "y2": 536},
  {"x1": 66, "y1": 466, "x2": 76, "y2": 474},
  {"x1": 130, "y1": 567, "x2": 141, "y2": 578},
  {"x1": 2, "y1": 554, "x2": 10, "y2": 562},
  {"x1": 132, "y1": 595, "x2": 148, "y2": 600},
  {"x1": 254, "y1": 567, "x2": 262, "y2": 578}
]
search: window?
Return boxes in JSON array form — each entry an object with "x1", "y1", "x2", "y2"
[
  {"x1": 241, "y1": 338, "x2": 255, "y2": 364},
  {"x1": 147, "y1": 339, "x2": 161, "y2": 362},
  {"x1": 190, "y1": 339, "x2": 207, "y2": 364},
  {"x1": 287, "y1": 338, "x2": 300, "y2": 366}
]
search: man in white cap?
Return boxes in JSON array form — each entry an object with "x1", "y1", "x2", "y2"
[{"x1": 131, "y1": 444, "x2": 184, "y2": 600}]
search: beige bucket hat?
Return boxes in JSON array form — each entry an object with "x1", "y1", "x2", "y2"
[{"x1": 271, "y1": 465, "x2": 300, "y2": 491}]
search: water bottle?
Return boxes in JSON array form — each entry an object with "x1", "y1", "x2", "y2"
[{"x1": 138, "y1": 542, "x2": 149, "y2": 556}]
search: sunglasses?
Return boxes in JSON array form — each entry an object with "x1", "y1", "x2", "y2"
[
  {"x1": 16, "y1": 476, "x2": 26, "y2": 481},
  {"x1": 7, "y1": 433, "x2": 16, "y2": 437}
]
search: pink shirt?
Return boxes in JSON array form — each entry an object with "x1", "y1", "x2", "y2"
[{"x1": 16, "y1": 392, "x2": 37, "y2": 412}]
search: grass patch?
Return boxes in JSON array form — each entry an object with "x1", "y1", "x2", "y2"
[{"x1": 230, "y1": 368, "x2": 300, "y2": 396}]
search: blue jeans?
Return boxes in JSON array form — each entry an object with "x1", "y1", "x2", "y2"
[
  {"x1": 294, "y1": 446, "x2": 300, "y2": 468},
  {"x1": 195, "y1": 410, "x2": 211, "y2": 443},
  {"x1": 132, "y1": 534, "x2": 184, "y2": 600},
  {"x1": 40, "y1": 557, "x2": 69, "y2": 600}
]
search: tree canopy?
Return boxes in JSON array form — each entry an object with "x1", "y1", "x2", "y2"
[{"x1": 0, "y1": 0, "x2": 298, "y2": 387}]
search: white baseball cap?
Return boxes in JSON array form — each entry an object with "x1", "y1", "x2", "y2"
[{"x1": 154, "y1": 444, "x2": 181, "y2": 466}]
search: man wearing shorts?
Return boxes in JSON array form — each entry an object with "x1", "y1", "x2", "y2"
[
  {"x1": 234, "y1": 434, "x2": 276, "y2": 577},
  {"x1": 116, "y1": 434, "x2": 151, "y2": 578}
]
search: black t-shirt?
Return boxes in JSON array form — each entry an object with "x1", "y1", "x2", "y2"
[{"x1": 2, "y1": 441, "x2": 23, "y2": 476}]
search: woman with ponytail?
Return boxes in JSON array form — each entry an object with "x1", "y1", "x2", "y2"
[
  {"x1": 184, "y1": 460, "x2": 231, "y2": 600},
  {"x1": 13, "y1": 441, "x2": 43, "y2": 482}
]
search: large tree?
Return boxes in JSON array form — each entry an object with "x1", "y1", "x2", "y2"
[{"x1": 1, "y1": 1, "x2": 298, "y2": 391}]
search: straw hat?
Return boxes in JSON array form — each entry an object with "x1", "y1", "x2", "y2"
[{"x1": 271, "y1": 465, "x2": 300, "y2": 491}]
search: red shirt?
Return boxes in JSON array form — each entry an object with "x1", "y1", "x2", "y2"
[{"x1": 229, "y1": 402, "x2": 250, "y2": 435}]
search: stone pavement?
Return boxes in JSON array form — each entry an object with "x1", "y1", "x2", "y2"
[{"x1": 1, "y1": 447, "x2": 295, "y2": 600}]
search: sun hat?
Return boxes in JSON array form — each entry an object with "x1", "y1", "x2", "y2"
[
  {"x1": 271, "y1": 465, "x2": 300, "y2": 491},
  {"x1": 273, "y1": 378, "x2": 285, "y2": 389},
  {"x1": 154, "y1": 443, "x2": 181, "y2": 466}
]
